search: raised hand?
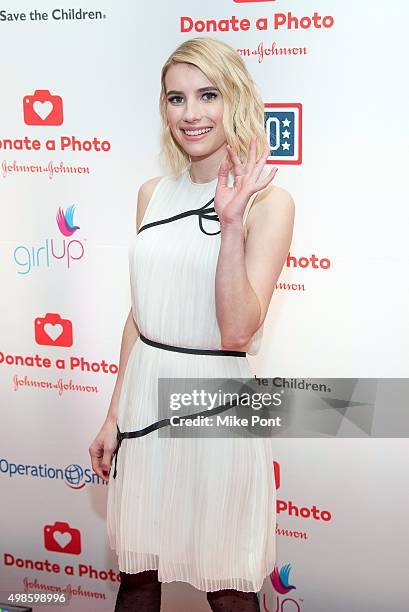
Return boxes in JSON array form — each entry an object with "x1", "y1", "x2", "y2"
[{"x1": 214, "y1": 136, "x2": 278, "y2": 225}]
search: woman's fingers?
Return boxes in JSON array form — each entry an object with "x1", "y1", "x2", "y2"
[
  {"x1": 89, "y1": 444, "x2": 104, "y2": 479},
  {"x1": 242, "y1": 136, "x2": 255, "y2": 174},
  {"x1": 244, "y1": 137, "x2": 272, "y2": 177},
  {"x1": 252, "y1": 145, "x2": 270, "y2": 183},
  {"x1": 226, "y1": 144, "x2": 244, "y2": 175},
  {"x1": 89, "y1": 438, "x2": 113, "y2": 481},
  {"x1": 217, "y1": 158, "x2": 230, "y2": 189},
  {"x1": 101, "y1": 447, "x2": 114, "y2": 480},
  {"x1": 256, "y1": 166, "x2": 278, "y2": 191},
  {"x1": 225, "y1": 139, "x2": 276, "y2": 197}
]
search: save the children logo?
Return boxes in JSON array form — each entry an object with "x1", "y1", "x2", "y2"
[{"x1": 12, "y1": 204, "x2": 86, "y2": 274}]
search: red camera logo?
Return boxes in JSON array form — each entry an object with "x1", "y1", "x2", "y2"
[
  {"x1": 23, "y1": 89, "x2": 64, "y2": 125},
  {"x1": 44, "y1": 521, "x2": 81, "y2": 554},
  {"x1": 34, "y1": 313, "x2": 73, "y2": 347}
]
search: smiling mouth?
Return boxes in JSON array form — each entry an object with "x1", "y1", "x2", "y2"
[{"x1": 180, "y1": 127, "x2": 213, "y2": 137}]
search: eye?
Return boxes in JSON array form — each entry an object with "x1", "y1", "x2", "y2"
[
  {"x1": 202, "y1": 92, "x2": 218, "y2": 102},
  {"x1": 167, "y1": 92, "x2": 218, "y2": 105},
  {"x1": 168, "y1": 95, "x2": 184, "y2": 104}
]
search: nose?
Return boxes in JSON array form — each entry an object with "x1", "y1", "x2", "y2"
[{"x1": 182, "y1": 97, "x2": 202, "y2": 123}]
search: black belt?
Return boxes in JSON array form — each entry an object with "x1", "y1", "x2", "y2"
[
  {"x1": 111, "y1": 334, "x2": 247, "y2": 479},
  {"x1": 139, "y1": 333, "x2": 247, "y2": 357}
]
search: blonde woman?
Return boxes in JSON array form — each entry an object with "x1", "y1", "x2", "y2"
[{"x1": 89, "y1": 37, "x2": 295, "y2": 611}]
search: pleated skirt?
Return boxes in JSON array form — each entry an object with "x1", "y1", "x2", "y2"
[{"x1": 106, "y1": 336, "x2": 276, "y2": 593}]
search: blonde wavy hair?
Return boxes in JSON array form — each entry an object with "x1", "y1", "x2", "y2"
[{"x1": 159, "y1": 37, "x2": 268, "y2": 176}]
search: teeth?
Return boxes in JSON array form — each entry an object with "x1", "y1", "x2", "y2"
[{"x1": 183, "y1": 128, "x2": 212, "y2": 136}]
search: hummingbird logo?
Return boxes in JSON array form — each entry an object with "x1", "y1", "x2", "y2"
[
  {"x1": 270, "y1": 563, "x2": 296, "y2": 595},
  {"x1": 56, "y1": 204, "x2": 80, "y2": 236}
]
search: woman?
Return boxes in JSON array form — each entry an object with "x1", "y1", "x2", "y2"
[{"x1": 89, "y1": 37, "x2": 295, "y2": 612}]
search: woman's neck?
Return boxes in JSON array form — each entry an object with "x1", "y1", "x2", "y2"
[{"x1": 189, "y1": 146, "x2": 228, "y2": 184}]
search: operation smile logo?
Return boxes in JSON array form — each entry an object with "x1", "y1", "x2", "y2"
[
  {"x1": 0, "y1": 458, "x2": 105, "y2": 488},
  {"x1": 12, "y1": 204, "x2": 86, "y2": 274}
]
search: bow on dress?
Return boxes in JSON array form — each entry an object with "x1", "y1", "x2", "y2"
[
  {"x1": 138, "y1": 197, "x2": 221, "y2": 236},
  {"x1": 196, "y1": 198, "x2": 221, "y2": 235}
]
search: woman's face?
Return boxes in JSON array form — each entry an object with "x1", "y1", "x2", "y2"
[{"x1": 164, "y1": 62, "x2": 226, "y2": 159}]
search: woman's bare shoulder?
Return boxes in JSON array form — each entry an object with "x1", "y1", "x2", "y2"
[
  {"x1": 252, "y1": 183, "x2": 295, "y2": 218},
  {"x1": 136, "y1": 176, "x2": 164, "y2": 232},
  {"x1": 138, "y1": 176, "x2": 164, "y2": 203},
  {"x1": 244, "y1": 183, "x2": 295, "y2": 240}
]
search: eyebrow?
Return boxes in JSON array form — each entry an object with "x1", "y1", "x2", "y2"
[{"x1": 166, "y1": 86, "x2": 219, "y2": 96}]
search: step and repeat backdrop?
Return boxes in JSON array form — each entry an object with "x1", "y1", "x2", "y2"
[{"x1": 1, "y1": 1, "x2": 408, "y2": 611}]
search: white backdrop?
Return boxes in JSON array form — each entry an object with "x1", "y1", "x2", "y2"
[{"x1": 1, "y1": 1, "x2": 408, "y2": 610}]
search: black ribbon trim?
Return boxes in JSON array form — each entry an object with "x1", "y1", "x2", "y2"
[
  {"x1": 139, "y1": 333, "x2": 246, "y2": 357},
  {"x1": 112, "y1": 396, "x2": 243, "y2": 479},
  {"x1": 138, "y1": 197, "x2": 220, "y2": 236}
]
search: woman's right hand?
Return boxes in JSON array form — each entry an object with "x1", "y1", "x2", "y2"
[{"x1": 89, "y1": 418, "x2": 118, "y2": 482}]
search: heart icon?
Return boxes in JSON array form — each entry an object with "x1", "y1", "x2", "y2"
[
  {"x1": 33, "y1": 100, "x2": 53, "y2": 120},
  {"x1": 52, "y1": 530, "x2": 72, "y2": 549},
  {"x1": 44, "y1": 323, "x2": 63, "y2": 341}
]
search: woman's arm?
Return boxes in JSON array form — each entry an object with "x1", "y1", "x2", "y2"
[
  {"x1": 104, "y1": 308, "x2": 139, "y2": 423},
  {"x1": 216, "y1": 184, "x2": 295, "y2": 350},
  {"x1": 89, "y1": 176, "x2": 161, "y2": 480},
  {"x1": 104, "y1": 176, "x2": 162, "y2": 422}
]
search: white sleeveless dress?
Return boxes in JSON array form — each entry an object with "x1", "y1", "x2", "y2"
[{"x1": 106, "y1": 167, "x2": 276, "y2": 593}]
